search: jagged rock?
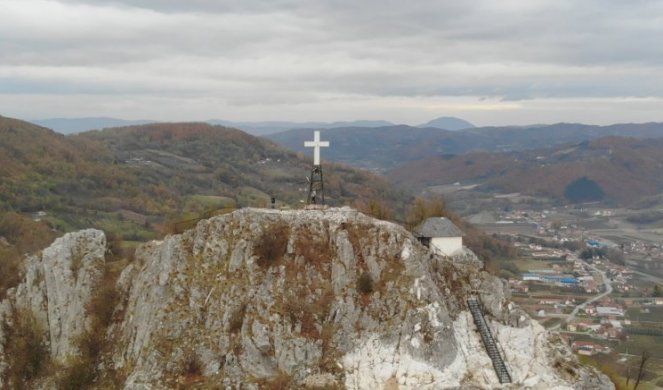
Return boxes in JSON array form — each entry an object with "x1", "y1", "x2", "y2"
[
  {"x1": 107, "y1": 208, "x2": 612, "y2": 389},
  {"x1": 1, "y1": 209, "x2": 613, "y2": 390},
  {"x1": 0, "y1": 229, "x2": 106, "y2": 386}
]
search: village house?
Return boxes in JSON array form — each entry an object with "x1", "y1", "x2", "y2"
[
  {"x1": 571, "y1": 341, "x2": 611, "y2": 356},
  {"x1": 567, "y1": 320, "x2": 593, "y2": 332},
  {"x1": 414, "y1": 217, "x2": 464, "y2": 256},
  {"x1": 583, "y1": 304, "x2": 597, "y2": 316}
]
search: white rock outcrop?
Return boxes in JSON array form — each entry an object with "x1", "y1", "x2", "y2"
[
  {"x1": 0, "y1": 229, "x2": 106, "y2": 385},
  {"x1": 107, "y1": 208, "x2": 612, "y2": 389},
  {"x1": 0, "y1": 209, "x2": 613, "y2": 389}
]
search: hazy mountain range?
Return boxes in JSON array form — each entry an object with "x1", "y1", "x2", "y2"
[
  {"x1": 30, "y1": 116, "x2": 475, "y2": 135},
  {"x1": 10, "y1": 114, "x2": 663, "y2": 210},
  {"x1": 32, "y1": 117, "x2": 156, "y2": 134},
  {"x1": 267, "y1": 122, "x2": 663, "y2": 170}
]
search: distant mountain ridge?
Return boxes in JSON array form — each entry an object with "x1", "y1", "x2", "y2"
[
  {"x1": 267, "y1": 122, "x2": 663, "y2": 171},
  {"x1": 32, "y1": 117, "x2": 156, "y2": 134},
  {"x1": 28, "y1": 116, "x2": 475, "y2": 135},
  {"x1": 418, "y1": 116, "x2": 475, "y2": 130},
  {"x1": 30, "y1": 117, "x2": 397, "y2": 136},
  {"x1": 206, "y1": 119, "x2": 395, "y2": 136}
]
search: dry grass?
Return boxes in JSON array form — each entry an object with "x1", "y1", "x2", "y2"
[
  {"x1": 257, "y1": 370, "x2": 294, "y2": 390},
  {"x1": 58, "y1": 357, "x2": 96, "y2": 390},
  {"x1": 59, "y1": 263, "x2": 122, "y2": 389},
  {"x1": 295, "y1": 230, "x2": 332, "y2": 273},
  {"x1": 1, "y1": 308, "x2": 49, "y2": 388},
  {"x1": 300, "y1": 311, "x2": 320, "y2": 339}
]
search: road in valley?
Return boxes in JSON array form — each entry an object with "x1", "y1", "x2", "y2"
[
  {"x1": 548, "y1": 260, "x2": 613, "y2": 330},
  {"x1": 565, "y1": 261, "x2": 613, "y2": 323}
]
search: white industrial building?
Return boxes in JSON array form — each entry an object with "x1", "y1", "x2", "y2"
[
  {"x1": 596, "y1": 306, "x2": 624, "y2": 317},
  {"x1": 414, "y1": 217, "x2": 464, "y2": 256}
]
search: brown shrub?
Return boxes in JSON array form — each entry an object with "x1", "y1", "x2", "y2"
[
  {"x1": 86, "y1": 273, "x2": 119, "y2": 329},
  {"x1": 295, "y1": 232, "x2": 332, "y2": 270},
  {"x1": 60, "y1": 263, "x2": 122, "y2": 389},
  {"x1": 0, "y1": 212, "x2": 57, "y2": 300},
  {"x1": 229, "y1": 303, "x2": 247, "y2": 334},
  {"x1": 0, "y1": 212, "x2": 57, "y2": 254},
  {"x1": 259, "y1": 370, "x2": 294, "y2": 390},
  {"x1": 405, "y1": 197, "x2": 449, "y2": 230},
  {"x1": 357, "y1": 272, "x2": 374, "y2": 295},
  {"x1": 57, "y1": 358, "x2": 96, "y2": 390},
  {"x1": 300, "y1": 311, "x2": 320, "y2": 339},
  {"x1": 354, "y1": 198, "x2": 394, "y2": 221},
  {"x1": 177, "y1": 350, "x2": 204, "y2": 387},
  {"x1": 255, "y1": 223, "x2": 290, "y2": 268},
  {"x1": 2, "y1": 308, "x2": 49, "y2": 387},
  {"x1": 0, "y1": 246, "x2": 22, "y2": 300}
]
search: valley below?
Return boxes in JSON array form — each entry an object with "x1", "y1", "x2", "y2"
[{"x1": 420, "y1": 183, "x2": 663, "y2": 389}]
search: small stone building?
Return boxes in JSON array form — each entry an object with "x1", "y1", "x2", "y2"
[{"x1": 414, "y1": 217, "x2": 464, "y2": 256}]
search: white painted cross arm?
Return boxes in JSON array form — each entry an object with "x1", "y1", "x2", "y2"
[{"x1": 304, "y1": 130, "x2": 330, "y2": 166}]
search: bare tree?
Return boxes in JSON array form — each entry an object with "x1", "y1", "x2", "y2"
[{"x1": 633, "y1": 350, "x2": 650, "y2": 390}]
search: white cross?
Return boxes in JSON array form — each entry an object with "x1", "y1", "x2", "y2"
[{"x1": 304, "y1": 130, "x2": 329, "y2": 166}]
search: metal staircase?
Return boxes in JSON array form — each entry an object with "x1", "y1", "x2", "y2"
[{"x1": 467, "y1": 297, "x2": 512, "y2": 384}]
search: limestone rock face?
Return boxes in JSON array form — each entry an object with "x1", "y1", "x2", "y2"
[
  {"x1": 0, "y1": 209, "x2": 613, "y2": 390},
  {"x1": 106, "y1": 208, "x2": 611, "y2": 389},
  {"x1": 0, "y1": 229, "x2": 106, "y2": 384}
]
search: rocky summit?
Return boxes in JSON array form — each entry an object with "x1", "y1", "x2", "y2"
[{"x1": 0, "y1": 207, "x2": 613, "y2": 389}]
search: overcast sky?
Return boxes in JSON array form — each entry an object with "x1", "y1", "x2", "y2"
[{"x1": 1, "y1": 0, "x2": 663, "y2": 126}]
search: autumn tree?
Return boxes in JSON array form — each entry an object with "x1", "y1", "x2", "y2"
[
  {"x1": 354, "y1": 198, "x2": 393, "y2": 221},
  {"x1": 405, "y1": 197, "x2": 450, "y2": 230}
]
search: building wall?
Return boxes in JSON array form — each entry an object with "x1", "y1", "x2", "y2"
[{"x1": 430, "y1": 237, "x2": 463, "y2": 256}]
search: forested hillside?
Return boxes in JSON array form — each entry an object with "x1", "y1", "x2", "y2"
[
  {"x1": 0, "y1": 116, "x2": 406, "y2": 236},
  {"x1": 389, "y1": 136, "x2": 663, "y2": 205}
]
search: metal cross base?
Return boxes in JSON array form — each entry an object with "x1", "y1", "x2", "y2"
[{"x1": 307, "y1": 165, "x2": 325, "y2": 205}]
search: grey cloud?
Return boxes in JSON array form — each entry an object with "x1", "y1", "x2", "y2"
[{"x1": 1, "y1": 0, "x2": 663, "y2": 123}]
